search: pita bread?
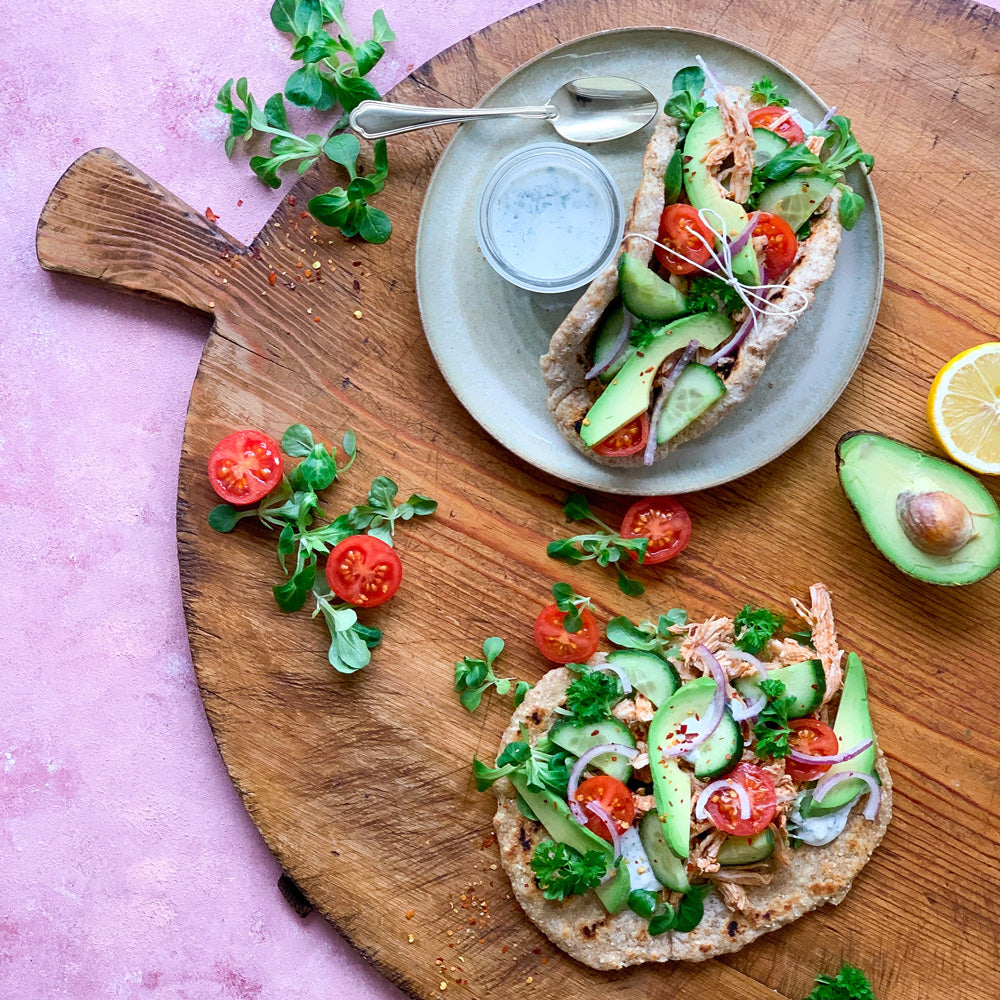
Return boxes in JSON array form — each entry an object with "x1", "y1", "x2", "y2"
[
  {"x1": 540, "y1": 107, "x2": 844, "y2": 468},
  {"x1": 493, "y1": 667, "x2": 892, "y2": 970}
]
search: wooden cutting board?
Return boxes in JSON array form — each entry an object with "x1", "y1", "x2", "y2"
[{"x1": 37, "y1": 0, "x2": 1000, "y2": 997}]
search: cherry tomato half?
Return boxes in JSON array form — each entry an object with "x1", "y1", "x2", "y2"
[
  {"x1": 575, "y1": 775, "x2": 635, "y2": 842},
  {"x1": 532, "y1": 604, "x2": 599, "y2": 664},
  {"x1": 654, "y1": 204, "x2": 716, "y2": 275},
  {"x1": 325, "y1": 534, "x2": 402, "y2": 608},
  {"x1": 784, "y1": 717, "x2": 839, "y2": 783},
  {"x1": 748, "y1": 105, "x2": 806, "y2": 145},
  {"x1": 593, "y1": 413, "x2": 649, "y2": 458},
  {"x1": 753, "y1": 212, "x2": 798, "y2": 279},
  {"x1": 620, "y1": 496, "x2": 692, "y2": 564},
  {"x1": 704, "y1": 763, "x2": 777, "y2": 836},
  {"x1": 208, "y1": 429, "x2": 283, "y2": 505}
]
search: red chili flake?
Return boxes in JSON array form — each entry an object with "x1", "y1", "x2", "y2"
[
  {"x1": 532, "y1": 948, "x2": 541, "y2": 955},
  {"x1": 268, "y1": 272, "x2": 276, "y2": 286},
  {"x1": 469, "y1": 918, "x2": 477, "y2": 925},
  {"x1": 501, "y1": 946, "x2": 508, "y2": 954},
  {"x1": 353, "y1": 279, "x2": 361, "y2": 292},
  {"x1": 288, "y1": 195, "x2": 297, "y2": 207},
  {"x1": 314, "y1": 316, "x2": 321, "y2": 323},
  {"x1": 300, "y1": 211, "x2": 309, "y2": 219},
  {"x1": 352, "y1": 261, "x2": 362, "y2": 267},
  {"x1": 404, "y1": 909, "x2": 415, "y2": 919},
  {"x1": 205, "y1": 207, "x2": 219, "y2": 223},
  {"x1": 236, "y1": 199, "x2": 243, "y2": 207}
]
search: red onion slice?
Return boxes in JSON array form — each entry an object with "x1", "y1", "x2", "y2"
[
  {"x1": 705, "y1": 308, "x2": 758, "y2": 367},
  {"x1": 657, "y1": 645, "x2": 727, "y2": 758},
  {"x1": 788, "y1": 738, "x2": 873, "y2": 767},
  {"x1": 567, "y1": 742, "x2": 639, "y2": 825},
  {"x1": 585, "y1": 800, "x2": 623, "y2": 859},
  {"x1": 643, "y1": 339, "x2": 699, "y2": 466},
  {"x1": 593, "y1": 661, "x2": 632, "y2": 695},
  {"x1": 814, "y1": 106, "x2": 838, "y2": 134},
  {"x1": 694, "y1": 778, "x2": 752, "y2": 822},
  {"x1": 813, "y1": 770, "x2": 881, "y2": 821},
  {"x1": 725, "y1": 648, "x2": 768, "y2": 721}
]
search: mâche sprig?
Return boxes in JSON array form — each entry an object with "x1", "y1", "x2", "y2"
[{"x1": 215, "y1": 0, "x2": 395, "y2": 242}]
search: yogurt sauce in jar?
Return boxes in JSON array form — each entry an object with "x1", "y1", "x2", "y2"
[{"x1": 475, "y1": 142, "x2": 624, "y2": 294}]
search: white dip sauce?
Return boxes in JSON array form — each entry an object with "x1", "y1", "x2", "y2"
[{"x1": 486, "y1": 161, "x2": 613, "y2": 282}]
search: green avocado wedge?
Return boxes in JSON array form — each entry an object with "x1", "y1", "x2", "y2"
[
  {"x1": 837, "y1": 431, "x2": 1000, "y2": 585},
  {"x1": 807, "y1": 652, "x2": 876, "y2": 814},
  {"x1": 507, "y1": 772, "x2": 612, "y2": 859}
]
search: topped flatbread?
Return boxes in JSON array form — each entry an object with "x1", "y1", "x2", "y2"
[{"x1": 483, "y1": 585, "x2": 891, "y2": 969}]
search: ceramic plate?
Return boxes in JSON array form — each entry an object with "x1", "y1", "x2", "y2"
[{"x1": 415, "y1": 28, "x2": 883, "y2": 495}]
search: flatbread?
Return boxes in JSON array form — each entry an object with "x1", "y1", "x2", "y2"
[
  {"x1": 493, "y1": 668, "x2": 892, "y2": 970},
  {"x1": 539, "y1": 109, "x2": 843, "y2": 467}
]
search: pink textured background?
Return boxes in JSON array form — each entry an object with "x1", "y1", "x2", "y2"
[
  {"x1": 5, "y1": 0, "x2": 999, "y2": 996},
  {"x1": 3, "y1": 2, "x2": 531, "y2": 996}
]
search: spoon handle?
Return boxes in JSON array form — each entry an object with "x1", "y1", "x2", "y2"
[{"x1": 350, "y1": 100, "x2": 555, "y2": 139}]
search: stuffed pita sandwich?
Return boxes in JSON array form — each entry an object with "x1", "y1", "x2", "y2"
[
  {"x1": 475, "y1": 584, "x2": 891, "y2": 969},
  {"x1": 540, "y1": 63, "x2": 873, "y2": 466}
]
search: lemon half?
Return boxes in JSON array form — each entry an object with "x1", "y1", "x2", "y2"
[{"x1": 927, "y1": 343, "x2": 1000, "y2": 474}]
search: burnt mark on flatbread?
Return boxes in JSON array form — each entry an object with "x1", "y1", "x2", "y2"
[
  {"x1": 581, "y1": 919, "x2": 607, "y2": 939},
  {"x1": 727, "y1": 920, "x2": 739, "y2": 938},
  {"x1": 529, "y1": 708, "x2": 543, "y2": 725},
  {"x1": 518, "y1": 824, "x2": 532, "y2": 852}
]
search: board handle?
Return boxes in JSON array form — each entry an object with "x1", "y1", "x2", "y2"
[{"x1": 36, "y1": 147, "x2": 248, "y2": 314}]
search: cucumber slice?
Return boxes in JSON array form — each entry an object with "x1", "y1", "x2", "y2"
[
  {"x1": 655, "y1": 363, "x2": 726, "y2": 444},
  {"x1": 756, "y1": 175, "x2": 836, "y2": 232},
  {"x1": 733, "y1": 658, "x2": 826, "y2": 716},
  {"x1": 751, "y1": 127, "x2": 789, "y2": 167},
  {"x1": 638, "y1": 809, "x2": 690, "y2": 891},
  {"x1": 618, "y1": 253, "x2": 688, "y2": 322},
  {"x1": 548, "y1": 718, "x2": 636, "y2": 783},
  {"x1": 717, "y1": 828, "x2": 775, "y2": 865},
  {"x1": 684, "y1": 706, "x2": 744, "y2": 779},
  {"x1": 605, "y1": 649, "x2": 680, "y2": 708},
  {"x1": 591, "y1": 298, "x2": 627, "y2": 384}
]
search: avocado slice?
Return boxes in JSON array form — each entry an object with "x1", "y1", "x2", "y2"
[
  {"x1": 682, "y1": 107, "x2": 760, "y2": 285},
  {"x1": 507, "y1": 772, "x2": 612, "y2": 859},
  {"x1": 807, "y1": 652, "x2": 876, "y2": 814},
  {"x1": 638, "y1": 809, "x2": 690, "y2": 891},
  {"x1": 580, "y1": 311, "x2": 731, "y2": 447},
  {"x1": 593, "y1": 859, "x2": 631, "y2": 914},
  {"x1": 837, "y1": 431, "x2": 1000, "y2": 585},
  {"x1": 648, "y1": 677, "x2": 721, "y2": 858}
]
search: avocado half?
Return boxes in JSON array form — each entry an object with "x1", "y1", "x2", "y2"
[{"x1": 836, "y1": 431, "x2": 1000, "y2": 585}]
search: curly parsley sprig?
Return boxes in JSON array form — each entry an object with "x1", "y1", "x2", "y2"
[
  {"x1": 752, "y1": 678, "x2": 797, "y2": 759},
  {"x1": 530, "y1": 840, "x2": 608, "y2": 901},
  {"x1": 804, "y1": 964, "x2": 875, "y2": 1000},
  {"x1": 564, "y1": 669, "x2": 622, "y2": 724},
  {"x1": 454, "y1": 637, "x2": 532, "y2": 713},
  {"x1": 547, "y1": 494, "x2": 648, "y2": 596},
  {"x1": 733, "y1": 604, "x2": 784, "y2": 655},
  {"x1": 215, "y1": 0, "x2": 395, "y2": 242},
  {"x1": 750, "y1": 76, "x2": 790, "y2": 107}
]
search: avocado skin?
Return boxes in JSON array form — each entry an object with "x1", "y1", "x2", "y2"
[{"x1": 836, "y1": 430, "x2": 1000, "y2": 586}]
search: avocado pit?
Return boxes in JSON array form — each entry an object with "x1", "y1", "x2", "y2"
[{"x1": 895, "y1": 490, "x2": 976, "y2": 556}]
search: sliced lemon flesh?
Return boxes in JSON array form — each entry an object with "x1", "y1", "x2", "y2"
[{"x1": 928, "y1": 343, "x2": 1000, "y2": 474}]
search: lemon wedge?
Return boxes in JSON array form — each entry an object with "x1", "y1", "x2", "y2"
[{"x1": 927, "y1": 343, "x2": 1000, "y2": 474}]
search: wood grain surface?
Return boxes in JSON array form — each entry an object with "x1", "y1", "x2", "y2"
[{"x1": 36, "y1": 0, "x2": 1000, "y2": 997}]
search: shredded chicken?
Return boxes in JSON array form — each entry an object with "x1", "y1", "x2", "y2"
[
  {"x1": 752, "y1": 233, "x2": 769, "y2": 273},
  {"x1": 679, "y1": 616, "x2": 734, "y2": 676},
  {"x1": 713, "y1": 87, "x2": 756, "y2": 203},
  {"x1": 766, "y1": 637, "x2": 814, "y2": 666},
  {"x1": 805, "y1": 133, "x2": 825, "y2": 156},
  {"x1": 632, "y1": 793, "x2": 656, "y2": 818},
  {"x1": 690, "y1": 829, "x2": 727, "y2": 875},
  {"x1": 713, "y1": 880, "x2": 748, "y2": 913},
  {"x1": 611, "y1": 692, "x2": 655, "y2": 725},
  {"x1": 791, "y1": 583, "x2": 844, "y2": 703}
]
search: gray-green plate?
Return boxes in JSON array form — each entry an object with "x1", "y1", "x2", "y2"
[{"x1": 415, "y1": 27, "x2": 882, "y2": 495}]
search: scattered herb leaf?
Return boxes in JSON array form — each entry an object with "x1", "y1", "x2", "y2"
[
  {"x1": 684, "y1": 275, "x2": 745, "y2": 316},
  {"x1": 750, "y1": 76, "x2": 790, "y2": 107},
  {"x1": 606, "y1": 611, "x2": 685, "y2": 660},
  {"x1": 664, "y1": 65, "x2": 706, "y2": 128},
  {"x1": 804, "y1": 964, "x2": 876, "y2": 1000},
  {"x1": 347, "y1": 474, "x2": 437, "y2": 544},
  {"x1": 753, "y1": 678, "x2": 798, "y2": 758},
  {"x1": 734, "y1": 604, "x2": 784, "y2": 655},
  {"x1": 551, "y1": 582, "x2": 595, "y2": 634},
  {"x1": 564, "y1": 669, "x2": 622, "y2": 724}
]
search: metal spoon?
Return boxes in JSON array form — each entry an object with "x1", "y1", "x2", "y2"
[{"x1": 349, "y1": 76, "x2": 659, "y2": 144}]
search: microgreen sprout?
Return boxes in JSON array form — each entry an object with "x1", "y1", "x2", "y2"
[
  {"x1": 347, "y1": 475, "x2": 437, "y2": 544},
  {"x1": 215, "y1": 0, "x2": 395, "y2": 242},
  {"x1": 551, "y1": 582, "x2": 595, "y2": 633},
  {"x1": 454, "y1": 637, "x2": 532, "y2": 713},
  {"x1": 605, "y1": 610, "x2": 686, "y2": 660},
  {"x1": 547, "y1": 494, "x2": 648, "y2": 596}
]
